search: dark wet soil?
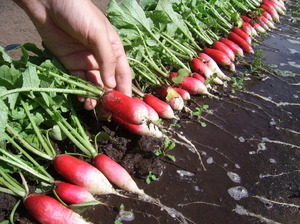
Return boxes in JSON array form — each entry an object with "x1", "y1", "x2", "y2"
[{"x1": 1, "y1": 2, "x2": 300, "y2": 224}]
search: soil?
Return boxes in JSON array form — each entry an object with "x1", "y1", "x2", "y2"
[{"x1": 0, "y1": 1, "x2": 300, "y2": 224}]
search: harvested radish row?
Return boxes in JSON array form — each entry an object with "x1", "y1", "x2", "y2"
[
  {"x1": 157, "y1": 84, "x2": 184, "y2": 111},
  {"x1": 190, "y1": 58, "x2": 224, "y2": 84},
  {"x1": 143, "y1": 94, "x2": 175, "y2": 119},
  {"x1": 228, "y1": 32, "x2": 254, "y2": 54},
  {"x1": 212, "y1": 41, "x2": 235, "y2": 61},
  {"x1": 101, "y1": 90, "x2": 149, "y2": 125},
  {"x1": 24, "y1": 193, "x2": 91, "y2": 224},
  {"x1": 197, "y1": 52, "x2": 231, "y2": 81},
  {"x1": 54, "y1": 182, "x2": 97, "y2": 205},
  {"x1": 203, "y1": 48, "x2": 236, "y2": 72},
  {"x1": 53, "y1": 154, "x2": 118, "y2": 196},
  {"x1": 113, "y1": 115, "x2": 163, "y2": 138},
  {"x1": 219, "y1": 38, "x2": 244, "y2": 57},
  {"x1": 232, "y1": 27, "x2": 252, "y2": 45},
  {"x1": 173, "y1": 87, "x2": 191, "y2": 101}
]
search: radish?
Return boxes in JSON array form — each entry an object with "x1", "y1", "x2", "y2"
[
  {"x1": 257, "y1": 15, "x2": 272, "y2": 30},
  {"x1": 263, "y1": 0, "x2": 285, "y2": 15},
  {"x1": 241, "y1": 22, "x2": 253, "y2": 36},
  {"x1": 113, "y1": 115, "x2": 163, "y2": 137},
  {"x1": 228, "y1": 32, "x2": 254, "y2": 54},
  {"x1": 179, "y1": 76, "x2": 211, "y2": 95},
  {"x1": 143, "y1": 94, "x2": 175, "y2": 119},
  {"x1": 157, "y1": 84, "x2": 184, "y2": 111},
  {"x1": 240, "y1": 15, "x2": 252, "y2": 23},
  {"x1": 53, "y1": 154, "x2": 118, "y2": 195},
  {"x1": 260, "y1": 4, "x2": 280, "y2": 22},
  {"x1": 252, "y1": 22, "x2": 267, "y2": 33},
  {"x1": 269, "y1": 0, "x2": 286, "y2": 10},
  {"x1": 203, "y1": 48, "x2": 235, "y2": 72},
  {"x1": 212, "y1": 41, "x2": 236, "y2": 61},
  {"x1": 219, "y1": 38, "x2": 244, "y2": 57},
  {"x1": 192, "y1": 72, "x2": 206, "y2": 84},
  {"x1": 169, "y1": 71, "x2": 211, "y2": 95},
  {"x1": 101, "y1": 90, "x2": 149, "y2": 125},
  {"x1": 190, "y1": 58, "x2": 224, "y2": 84},
  {"x1": 197, "y1": 52, "x2": 231, "y2": 81},
  {"x1": 24, "y1": 193, "x2": 91, "y2": 224},
  {"x1": 55, "y1": 182, "x2": 97, "y2": 204},
  {"x1": 94, "y1": 154, "x2": 192, "y2": 223},
  {"x1": 232, "y1": 27, "x2": 252, "y2": 45},
  {"x1": 132, "y1": 97, "x2": 159, "y2": 122},
  {"x1": 260, "y1": 14, "x2": 275, "y2": 29},
  {"x1": 94, "y1": 154, "x2": 146, "y2": 196},
  {"x1": 173, "y1": 87, "x2": 191, "y2": 101},
  {"x1": 243, "y1": 22, "x2": 258, "y2": 36},
  {"x1": 262, "y1": 11, "x2": 274, "y2": 22}
]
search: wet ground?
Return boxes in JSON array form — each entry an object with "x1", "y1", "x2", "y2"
[{"x1": 1, "y1": 1, "x2": 300, "y2": 224}]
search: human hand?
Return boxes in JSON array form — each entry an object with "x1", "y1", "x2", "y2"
[{"x1": 14, "y1": 0, "x2": 132, "y2": 110}]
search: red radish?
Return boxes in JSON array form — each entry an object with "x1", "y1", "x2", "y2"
[
  {"x1": 262, "y1": 11, "x2": 273, "y2": 21},
  {"x1": 212, "y1": 41, "x2": 235, "y2": 61},
  {"x1": 228, "y1": 32, "x2": 254, "y2": 54},
  {"x1": 173, "y1": 87, "x2": 191, "y2": 101},
  {"x1": 55, "y1": 182, "x2": 96, "y2": 204},
  {"x1": 179, "y1": 76, "x2": 210, "y2": 95},
  {"x1": 252, "y1": 22, "x2": 267, "y2": 33},
  {"x1": 192, "y1": 72, "x2": 206, "y2": 84},
  {"x1": 132, "y1": 97, "x2": 159, "y2": 122},
  {"x1": 269, "y1": 0, "x2": 286, "y2": 10},
  {"x1": 240, "y1": 15, "x2": 252, "y2": 23},
  {"x1": 157, "y1": 84, "x2": 184, "y2": 111},
  {"x1": 203, "y1": 48, "x2": 235, "y2": 72},
  {"x1": 240, "y1": 22, "x2": 253, "y2": 36},
  {"x1": 260, "y1": 4, "x2": 280, "y2": 22},
  {"x1": 190, "y1": 58, "x2": 224, "y2": 84},
  {"x1": 263, "y1": 0, "x2": 285, "y2": 15},
  {"x1": 143, "y1": 94, "x2": 175, "y2": 119},
  {"x1": 113, "y1": 115, "x2": 163, "y2": 137},
  {"x1": 53, "y1": 154, "x2": 117, "y2": 195},
  {"x1": 94, "y1": 154, "x2": 146, "y2": 196},
  {"x1": 219, "y1": 38, "x2": 244, "y2": 57},
  {"x1": 97, "y1": 105, "x2": 113, "y2": 121},
  {"x1": 169, "y1": 72, "x2": 211, "y2": 95},
  {"x1": 243, "y1": 22, "x2": 258, "y2": 36},
  {"x1": 232, "y1": 27, "x2": 252, "y2": 44},
  {"x1": 257, "y1": 15, "x2": 272, "y2": 30},
  {"x1": 101, "y1": 90, "x2": 148, "y2": 125},
  {"x1": 24, "y1": 193, "x2": 91, "y2": 224},
  {"x1": 260, "y1": 14, "x2": 275, "y2": 29},
  {"x1": 197, "y1": 52, "x2": 231, "y2": 81}
]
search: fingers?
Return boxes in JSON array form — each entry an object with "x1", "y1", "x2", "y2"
[
  {"x1": 89, "y1": 15, "x2": 117, "y2": 91},
  {"x1": 104, "y1": 19, "x2": 132, "y2": 96},
  {"x1": 114, "y1": 55, "x2": 132, "y2": 97}
]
